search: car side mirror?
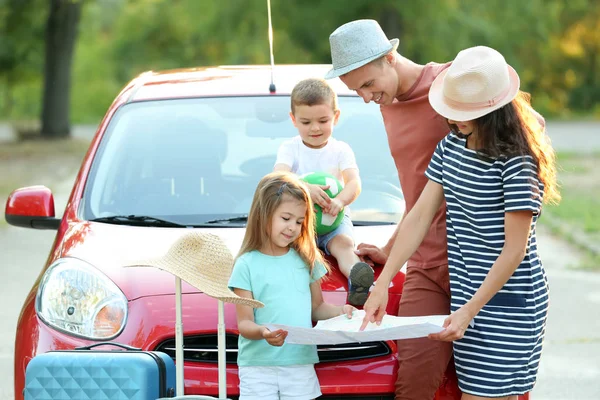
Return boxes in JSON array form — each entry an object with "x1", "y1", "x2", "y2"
[{"x1": 5, "y1": 186, "x2": 61, "y2": 229}]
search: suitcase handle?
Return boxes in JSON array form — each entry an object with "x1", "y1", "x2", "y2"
[{"x1": 75, "y1": 342, "x2": 142, "y2": 351}]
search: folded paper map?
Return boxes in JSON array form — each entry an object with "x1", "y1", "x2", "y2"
[{"x1": 266, "y1": 310, "x2": 448, "y2": 345}]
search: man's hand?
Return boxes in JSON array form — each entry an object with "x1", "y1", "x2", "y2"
[
  {"x1": 324, "y1": 198, "x2": 344, "y2": 216},
  {"x1": 359, "y1": 285, "x2": 388, "y2": 331},
  {"x1": 308, "y1": 184, "x2": 331, "y2": 209},
  {"x1": 262, "y1": 327, "x2": 288, "y2": 346},
  {"x1": 355, "y1": 243, "x2": 389, "y2": 267}
]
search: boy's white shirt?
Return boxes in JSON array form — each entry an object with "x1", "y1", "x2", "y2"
[{"x1": 275, "y1": 136, "x2": 359, "y2": 182}]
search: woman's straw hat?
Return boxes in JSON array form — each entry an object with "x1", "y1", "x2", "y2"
[
  {"x1": 428, "y1": 46, "x2": 520, "y2": 121},
  {"x1": 124, "y1": 231, "x2": 263, "y2": 309},
  {"x1": 325, "y1": 19, "x2": 399, "y2": 79}
]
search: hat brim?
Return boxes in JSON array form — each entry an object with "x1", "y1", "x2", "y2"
[
  {"x1": 325, "y1": 38, "x2": 399, "y2": 80},
  {"x1": 123, "y1": 232, "x2": 263, "y2": 308},
  {"x1": 126, "y1": 260, "x2": 264, "y2": 309},
  {"x1": 428, "y1": 64, "x2": 520, "y2": 121}
]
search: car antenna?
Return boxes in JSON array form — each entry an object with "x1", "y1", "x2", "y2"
[{"x1": 267, "y1": 0, "x2": 276, "y2": 93}]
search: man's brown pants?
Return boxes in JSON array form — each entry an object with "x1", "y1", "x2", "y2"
[{"x1": 394, "y1": 265, "x2": 456, "y2": 400}]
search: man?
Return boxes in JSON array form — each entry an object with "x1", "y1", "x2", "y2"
[{"x1": 325, "y1": 19, "x2": 456, "y2": 399}]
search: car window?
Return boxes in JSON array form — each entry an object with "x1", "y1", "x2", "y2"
[{"x1": 82, "y1": 96, "x2": 404, "y2": 225}]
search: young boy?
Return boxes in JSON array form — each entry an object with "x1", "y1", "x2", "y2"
[{"x1": 273, "y1": 78, "x2": 374, "y2": 306}]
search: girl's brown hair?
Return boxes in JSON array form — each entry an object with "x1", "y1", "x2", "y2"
[
  {"x1": 237, "y1": 171, "x2": 328, "y2": 274},
  {"x1": 448, "y1": 91, "x2": 561, "y2": 205}
]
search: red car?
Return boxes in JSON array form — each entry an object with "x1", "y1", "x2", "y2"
[{"x1": 7, "y1": 65, "x2": 519, "y2": 399}]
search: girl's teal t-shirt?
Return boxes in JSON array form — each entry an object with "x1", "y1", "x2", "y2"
[{"x1": 228, "y1": 248, "x2": 327, "y2": 367}]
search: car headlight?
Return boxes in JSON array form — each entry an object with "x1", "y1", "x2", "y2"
[{"x1": 36, "y1": 257, "x2": 128, "y2": 339}]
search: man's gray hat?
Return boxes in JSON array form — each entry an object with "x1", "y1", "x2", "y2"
[{"x1": 325, "y1": 19, "x2": 399, "y2": 80}]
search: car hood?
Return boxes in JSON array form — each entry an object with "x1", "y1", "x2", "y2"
[{"x1": 61, "y1": 221, "x2": 396, "y2": 300}]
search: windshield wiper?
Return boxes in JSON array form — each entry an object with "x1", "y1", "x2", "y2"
[
  {"x1": 200, "y1": 215, "x2": 249, "y2": 225},
  {"x1": 90, "y1": 215, "x2": 186, "y2": 227},
  {"x1": 352, "y1": 220, "x2": 396, "y2": 226}
]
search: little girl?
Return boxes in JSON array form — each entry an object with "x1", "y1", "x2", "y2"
[
  {"x1": 229, "y1": 171, "x2": 356, "y2": 400},
  {"x1": 362, "y1": 46, "x2": 560, "y2": 399}
]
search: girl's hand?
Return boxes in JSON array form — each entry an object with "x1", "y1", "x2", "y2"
[
  {"x1": 262, "y1": 327, "x2": 288, "y2": 346},
  {"x1": 428, "y1": 306, "x2": 475, "y2": 342},
  {"x1": 341, "y1": 304, "x2": 357, "y2": 318},
  {"x1": 324, "y1": 198, "x2": 344, "y2": 216},
  {"x1": 308, "y1": 184, "x2": 331, "y2": 209}
]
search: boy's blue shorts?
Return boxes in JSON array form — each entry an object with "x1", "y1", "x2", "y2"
[{"x1": 317, "y1": 214, "x2": 355, "y2": 255}]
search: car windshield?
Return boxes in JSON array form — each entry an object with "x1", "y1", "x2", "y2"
[{"x1": 82, "y1": 96, "x2": 403, "y2": 226}]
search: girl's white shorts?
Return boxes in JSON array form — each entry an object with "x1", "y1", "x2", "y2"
[{"x1": 238, "y1": 364, "x2": 322, "y2": 400}]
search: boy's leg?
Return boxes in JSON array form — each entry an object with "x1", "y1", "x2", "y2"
[
  {"x1": 394, "y1": 264, "x2": 455, "y2": 400},
  {"x1": 319, "y1": 215, "x2": 374, "y2": 306},
  {"x1": 327, "y1": 234, "x2": 374, "y2": 305},
  {"x1": 326, "y1": 233, "x2": 359, "y2": 277},
  {"x1": 317, "y1": 215, "x2": 359, "y2": 276}
]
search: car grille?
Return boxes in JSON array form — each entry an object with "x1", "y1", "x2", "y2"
[{"x1": 154, "y1": 334, "x2": 391, "y2": 364}]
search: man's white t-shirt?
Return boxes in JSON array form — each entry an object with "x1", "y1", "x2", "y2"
[{"x1": 274, "y1": 136, "x2": 359, "y2": 181}]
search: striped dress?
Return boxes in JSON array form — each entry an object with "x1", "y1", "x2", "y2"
[{"x1": 425, "y1": 133, "x2": 549, "y2": 397}]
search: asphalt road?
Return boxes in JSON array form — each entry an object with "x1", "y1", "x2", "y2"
[
  {"x1": 0, "y1": 120, "x2": 599, "y2": 151},
  {"x1": 0, "y1": 121, "x2": 599, "y2": 399}
]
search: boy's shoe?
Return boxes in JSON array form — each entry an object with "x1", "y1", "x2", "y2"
[{"x1": 347, "y1": 262, "x2": 375, "y2": 306}]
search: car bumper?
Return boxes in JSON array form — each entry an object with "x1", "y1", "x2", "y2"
[{"x1": 15, "y1": 291, "x2": 402, "y2": 399}]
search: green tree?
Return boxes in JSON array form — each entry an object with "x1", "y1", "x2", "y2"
[
  {"x1": 0, "y1": 0, "x2": 46, "y2": 118},
  {"x1": 2, "y1": 0, "x2": 599, "y2": 124}
]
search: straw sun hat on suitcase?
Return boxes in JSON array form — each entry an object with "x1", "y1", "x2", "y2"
[{"x1": 125, "y1": 231, "x2": 263, "y2": 399}]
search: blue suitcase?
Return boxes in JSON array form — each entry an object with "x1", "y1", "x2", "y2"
[{"x1": 24, "y1": 342, "x2": 176, "y2": 400}]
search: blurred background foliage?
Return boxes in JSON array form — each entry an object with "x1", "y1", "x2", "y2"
[{"x1": 0, "y1": 0, "x2": 598, "y2": 126}]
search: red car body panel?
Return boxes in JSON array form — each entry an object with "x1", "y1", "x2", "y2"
[
  {"x1": 5, "y1": 186, "x2": 56, "y2": 218},
  {"x1": 9, "y1": 65, "x2": 529, "y2": 399}
]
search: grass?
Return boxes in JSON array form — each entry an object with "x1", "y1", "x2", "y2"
[
  {"x1": 540, "y1": 151, "x2": 600, "y2": 270},
  {"x1": 0, "y1": 138, "x2": 90, "y2": 226}
]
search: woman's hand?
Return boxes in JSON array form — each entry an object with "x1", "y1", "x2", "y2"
[
  {"x1": 262, "y1": 327, "x2": 288, "y2": 346},
  {"x1": 360, "y1": 284, "x2": 388, "y2": 330},
  {"x1": 355, "y1": 243, "x2": 389, "y2": 267},
  {"x1": 308, "y1": 184, "x2": 331, "y2": 209},
  {"x1": 428, "y1": 306, "x2": 476, "y2": 342}
]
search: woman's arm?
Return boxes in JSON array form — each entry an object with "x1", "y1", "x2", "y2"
[
  {"x1": 233, "y1": 288, "x2": 287, "y2": 346},
  {"x1": 310, "y1": 281, "x2": 355, "y2": 320},
  {"x1": 377, "y1": 180, "x2": 445, "y2": 286},
  {"x1": 429, "y1": 210, "x2": 533, "y2": 341},
  {"x1": 361, "y1": 180, "x2": 445, "y2": 329}
]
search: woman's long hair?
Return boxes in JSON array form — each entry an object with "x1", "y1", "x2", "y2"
[
  {"x1": 448, "y1": 91, "x2": 561, "y2": 204},
  {"x1": 237, "y1": 171, "x2": 328, "y2": 274}
]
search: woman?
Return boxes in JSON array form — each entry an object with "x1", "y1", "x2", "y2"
[{"x1": 362, "y1": 46, "x2": 560, "y2": 399}]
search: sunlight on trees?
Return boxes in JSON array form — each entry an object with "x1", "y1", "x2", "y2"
[{"x1": 0, "y1": 0, "x2": 598, "y2": 128}]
